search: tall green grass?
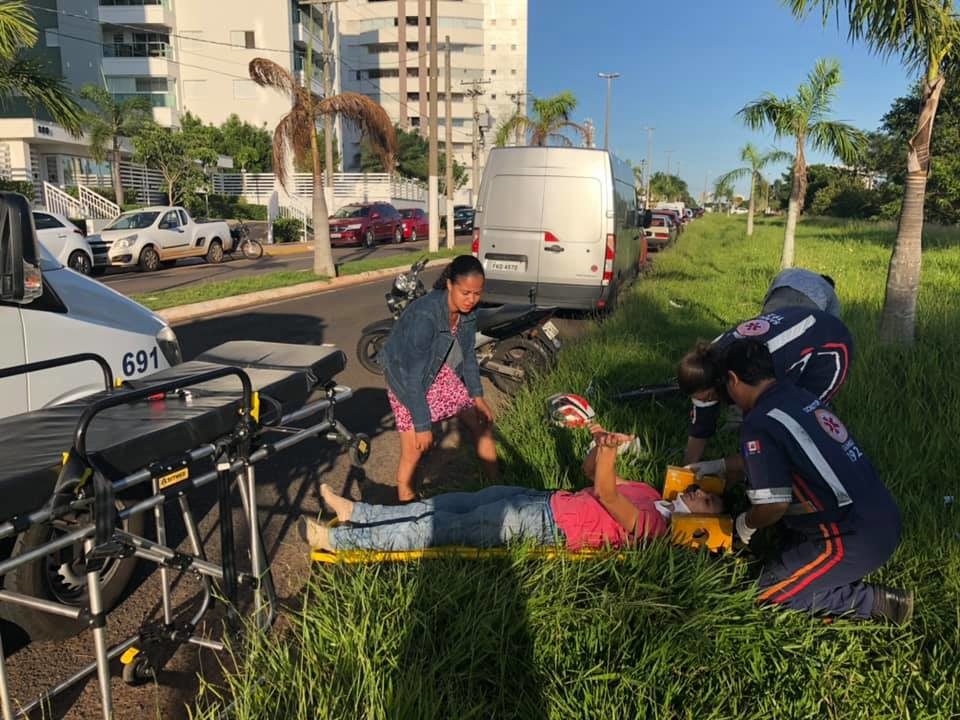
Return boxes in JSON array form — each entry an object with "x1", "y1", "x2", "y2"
[{"x1": 191, "y1": 215, "x2": 960, "y2": 719}]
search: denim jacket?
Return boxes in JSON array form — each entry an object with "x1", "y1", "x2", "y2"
[{"x1": 381, "y1": 288, "x2": 482, "y2": 432}]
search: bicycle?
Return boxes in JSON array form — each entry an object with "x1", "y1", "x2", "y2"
[{"x1": 228, "y1": 220, "x2": 264, "y2": 260}]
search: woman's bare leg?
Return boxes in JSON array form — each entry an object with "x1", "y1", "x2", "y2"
[
  {"x1": 396, "y1": 429, "x2": 424, "y2": 502},
  {"x1": 459, "y1": 406, "x2": 498, "y2": 483}
]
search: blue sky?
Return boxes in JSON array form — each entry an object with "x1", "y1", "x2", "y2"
[{"x1": 527, "y1": 0, "x2": 915, "y2": 199}]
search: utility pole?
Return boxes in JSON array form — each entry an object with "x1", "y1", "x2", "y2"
[
  {"x1": 665, "y1": 149, "x2": 674, "y2": 177},
  {"x1": 597, "y1": 72, "x2": 620, "y2": 150},
  {"x1": 417, "y1": 0, "x2": 427, "y2": 135},
  {"x1": 462, "y1": 78, "x2": 491, "y2": 203},
  {"x1": 702, "y1": 169, "x2": 709, "y2": 207},
  {"x1": 445, "y1": 36, "x2": 454, "y2": 248},
  {"x1": 398, "y1": 0, "x2": 407, "y2": 129},
  {"x1": 508, "y1": 90, "x2": 528, "y2": 145},
  {"x1": 301, "y1": 0, "x2": 345, "y2": 186},
  {"x1": 641, "y1": 126, "x2": 654, "y2": 208},
  {"x1": 427, "y1": 0, "x2": 439, "y2": 251}
]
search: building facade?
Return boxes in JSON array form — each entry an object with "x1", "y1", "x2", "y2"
[{"x1": 337, "y1": 0, "x2": 527, "y2": 184}]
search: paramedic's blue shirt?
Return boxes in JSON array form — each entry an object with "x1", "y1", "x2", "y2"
[
  {"x1": 688, "y1": 307, "x2": 854, "y2": 440},
  {"x1": 739, "y1": 382, "x2": 898, "y2": 529}
]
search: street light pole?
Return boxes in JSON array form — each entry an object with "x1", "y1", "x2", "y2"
[
  {"x1": 427, "y1": 0, "x2": 439, "y2": 252},
  {"x1": 597, "y1": 72, "x2": 620, "y2": 151},
  {"x1": 640, "y1": 126, "x2": 654, "y2": 208}
]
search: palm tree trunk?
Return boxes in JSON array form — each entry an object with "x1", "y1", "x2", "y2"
[
  {"x1": 112, "y1": 137, "x2": 124, "y2": 206},
  {"x1": 879, "y1": 73, "x2": 945, "y2": 346},
  {"x1": 311, "y1": 121, "x2": 335, "y2": 277},
  {"x1": 746, "y1": 171, "x2": 756, "y2": 236},
  {"x1": 782, "y1": 139, "x2": 806, "y2": 269}
]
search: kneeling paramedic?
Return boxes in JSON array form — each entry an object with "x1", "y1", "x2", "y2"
[
  {"x1": 679, "y1": 306, "x2": 854, "y2": 464},
  {"x1": 693, "y1": 338, "x2": 912, "y2": 623}
]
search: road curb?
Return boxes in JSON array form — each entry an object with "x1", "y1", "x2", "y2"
[
  {"x1": 263, "y1": 242, "x2": 314, "y2": 257},
  {"x1": 158, "y1": 259, "x2": 451, "y2": 326}
]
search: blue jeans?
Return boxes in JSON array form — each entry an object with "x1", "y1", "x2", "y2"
[{"x1": 328, "y1": 486, "x2": 560, "y2": 551}]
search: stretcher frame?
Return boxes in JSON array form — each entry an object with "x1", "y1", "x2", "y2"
[{"x1": 0, "y1": 352, "x2": 366, "y2": 720}]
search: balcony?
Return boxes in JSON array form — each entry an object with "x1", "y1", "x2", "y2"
[
  {"x1": 102, "y1": 42, "x2": 176, "y2": 76},
  {"x1": 98, "y1": 0, "x2": 173, "y2": 30},
  {"x1": 296, "y1": 70, "x2": 325, "y2": 97}
]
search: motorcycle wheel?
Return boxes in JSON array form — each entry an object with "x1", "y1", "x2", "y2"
[
  {"x1": 488, "y1": 337, "x2": 551, "y2": 396},
  {"x1": 356, "y1": 329, "x2": 390, "y2": 375},
  {"x1": 242, "y1": 239, "x2": 264, "y2": 259}
]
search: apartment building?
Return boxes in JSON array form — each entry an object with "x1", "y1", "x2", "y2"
[
  {"x1": 337, "y1": 0, "x2": 527, "y2": 179},
  {"x1": 0, "y1": 0, "x2": 338, "y2": 191}
]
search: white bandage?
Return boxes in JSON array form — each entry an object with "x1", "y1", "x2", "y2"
[{"x1": 735, "y1": 512, "x2": 756, "y2": 545}]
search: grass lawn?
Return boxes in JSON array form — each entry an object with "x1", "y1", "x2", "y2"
[
  {"x1": 131, "y1": 248, "x2": 461, "y2": 310},
  {"x1": 192, "y1": 215, "x2": 960, "y2": 719}
]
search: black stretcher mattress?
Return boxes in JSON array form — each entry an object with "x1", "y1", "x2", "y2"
[{"x1": 0, "y1": 342, "x2": 346, "y2": 524}]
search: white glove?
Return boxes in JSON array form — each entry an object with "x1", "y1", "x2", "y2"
[
  {"x1": 684, "y1": 458, "x2": 727, "y2": 479},
  {"x1": 735, "y1": 512, "x2": 756, "y2": 545}
]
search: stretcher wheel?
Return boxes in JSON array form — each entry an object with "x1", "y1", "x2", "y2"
[
  {"x1": 350, "y1": 433, "x2": 371, "y2": 466},
  {"x1": 121, "y1": 653, "x2": 156, "y2": 686}
]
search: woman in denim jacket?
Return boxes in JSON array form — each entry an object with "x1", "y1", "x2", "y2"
[{"x1": 381, "y1": 255, "x2": 497, "y2": 501}]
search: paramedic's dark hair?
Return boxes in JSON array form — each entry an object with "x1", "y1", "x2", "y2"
[
  {"x1": 434, "y1": 254, "x2": 485, "y2": 290},
  {"x1": 820, "y1": 274, "x2": 836, "y2": 288},
  {"x1": 722, "y1": 338, "x2": 776, "y2": 386},
  {"x1": 677, "y1": 342, "x2": 726, "y2": 396}
]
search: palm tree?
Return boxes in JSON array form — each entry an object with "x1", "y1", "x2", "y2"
[
  {"x1": 784, "y1": 2, "x2": 959, "y2": 344},
  {"x1": 250, "y1": 58, "x2": 395, "y2": 277},
  {"x1": 79, "y1": 85, "x2": 152, "y2": 206},
  {"x1": 717, "y1": 144, "x2": 792, "y2": 236},
  {"x1": 494, "y1": 91, "x2": 588, "y2": 147},
  {"x1": 739, "y1": 59, "x2": 867, "y2": 268},
  {"x1": 713, "y1": 177, "x2": 735, "y2": 214},
  {"x1": 0, "y1": 0, "x2": 82, "y2": 135}
]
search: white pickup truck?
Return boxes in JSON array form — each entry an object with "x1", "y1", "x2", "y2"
[{"x1": 88, "y1": 206, "x2": 232, "y2": 273}]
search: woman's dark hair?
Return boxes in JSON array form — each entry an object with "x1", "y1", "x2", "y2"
[
  {"x1": 722, "y1": 338, "x2": 776, "y2": 386},
  {"x1": 433, "y1": 254, "x2": 485, "y2": 290},
  {"x1": 677, "y1": 342, "x2": 726, "y2": 396}
]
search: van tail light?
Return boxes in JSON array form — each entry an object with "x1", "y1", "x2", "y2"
[
  {"x1": 602, "y1": 233, "x2": 615, "y2": 286},
  {"x1": 544, "y1": 231, "x2": 559, "y2": 243},
  {"x1": 471, "y1": 229, "x2": 479, "y2": 257}
]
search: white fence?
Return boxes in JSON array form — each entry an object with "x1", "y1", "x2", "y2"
[{"x1": 211, "y1": 172, "x2": 428, "y2": 211}]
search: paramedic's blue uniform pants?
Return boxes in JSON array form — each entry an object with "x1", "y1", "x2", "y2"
[{"x1": 758, "y1": 507, "x2": 901, "y2": 617}]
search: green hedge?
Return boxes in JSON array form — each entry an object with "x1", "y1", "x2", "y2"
[{"x1": 272, "y1": 217, "x2": 304, "y2": 243}]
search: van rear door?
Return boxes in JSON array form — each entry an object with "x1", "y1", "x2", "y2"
[
  {"x1": 479, "y1": 169, "x2": 546, "y2": 299},
  {"x1": 538, "y1": 173, "x2": 604, "y2": 290}
]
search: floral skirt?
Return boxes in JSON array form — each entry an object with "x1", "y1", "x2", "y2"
[{"x1": 387, "y1": 364, "x2": 474, "y2": 432}]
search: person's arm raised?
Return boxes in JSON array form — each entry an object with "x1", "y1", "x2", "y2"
[{"x1": 592, "y1": 433, "x2": 640, "y2": 535}]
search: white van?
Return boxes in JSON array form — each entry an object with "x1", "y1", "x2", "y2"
[
  {"x1": 1, "y1": 195, "x2": 181, "y2": 417},
  {"x1": 473, "y1": 147, "x2": 643, "y2": 311}
]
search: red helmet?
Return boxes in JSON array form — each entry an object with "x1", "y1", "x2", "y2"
[{"x1": 546, "y1": 393, "x2": 596, "y2": 428}]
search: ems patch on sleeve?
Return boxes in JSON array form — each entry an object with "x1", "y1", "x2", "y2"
[
  {"x1": 745, "y1": 439, "x2": 762, "y2": 455},
  {"x1": 735, "y1": 318, "x2": 771, "y2": 337}
]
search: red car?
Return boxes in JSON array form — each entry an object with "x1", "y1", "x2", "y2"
[
  {"x1": 328, "y1": 202, "x2": 404, "y2": 247},
  {"x1": 399, "y1": 208, "x2": 429, "y2": 242}
]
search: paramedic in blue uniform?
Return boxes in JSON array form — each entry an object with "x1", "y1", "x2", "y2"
[
  {"x1": 699, "y1": 338, "x2": 912, "y2": 622},
  {"x1": 678, "y1": 306, "x2": 854, "y2": 464}
]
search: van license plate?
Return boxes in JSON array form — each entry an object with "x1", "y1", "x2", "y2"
[
  {"x1": 542, "y1": 321, "x2": 559, "y2": 340},
  {"x1": 489, "y1": 260, "x2": 523, "y2": 272}
]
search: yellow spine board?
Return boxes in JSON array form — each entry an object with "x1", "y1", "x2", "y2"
[
  {"x1": 662, "y1": 465, "x2": 725, "y2": 500},
  {"x1": 670, "y1": 514, "x2": 734, "y2": 552}
]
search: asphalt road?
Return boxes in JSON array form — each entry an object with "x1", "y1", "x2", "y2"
[
  {"x1": 99, "y1": 234, "x2": 472, "y2": 297},
  {"x1": 2, "y1": 269, "x2": 587, "y2": 719}
]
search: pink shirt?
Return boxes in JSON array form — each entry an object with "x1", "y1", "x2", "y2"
[{"x1": 549, "y1": 482, "x2": 668, "y2": 551}]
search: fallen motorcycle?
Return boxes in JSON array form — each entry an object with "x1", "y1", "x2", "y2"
[{"x1": 356, "y1": 257, "x2": 562, "y2": 395}]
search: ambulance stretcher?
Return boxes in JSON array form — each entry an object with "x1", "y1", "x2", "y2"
[{"x1": 0, "y1": 341, "x2": 370, "y2": 720}]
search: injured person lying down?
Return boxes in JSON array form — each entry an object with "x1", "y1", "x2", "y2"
[{"x1": 298, "y1": 428, "x2": 725, "y2": 552}]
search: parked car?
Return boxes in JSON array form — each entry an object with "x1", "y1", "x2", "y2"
[
  {"x1": 399, "y1": 207, "x2": 428, "y2": 242},
  {"x1": 31, "y1": 210, "x2": 94, "y2": 275},
  {"x1": 453, "y1": 206, "x2": 475, "y2": 235},
  {"x1": 329, "y1": 202, "x2": 403, "y2": 248},
  {"x1": 87, "y1": 207, "x2": 232, "y2": 273},
  {"x1": 474, "y1": 147, "x2": 644, "y2": 312},
  {"x1": 644, "y1": 213, "x2": 678, "y2": 251},
  {"x1": 654, "y1": 207, "x2": 685, "y2": 233}
]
